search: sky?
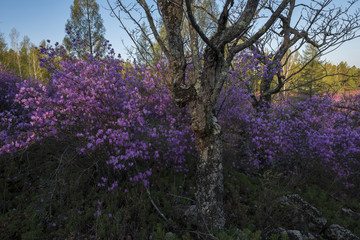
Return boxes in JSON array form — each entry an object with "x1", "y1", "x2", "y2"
[
  {"x1": 0, "y1": 1, "x2": 133, "y2": 59},
  {"x1": 1, "y1": 0, "x2": 360, "y2": 67}
]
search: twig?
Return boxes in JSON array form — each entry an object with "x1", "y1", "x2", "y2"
[
  {"x1": 145, "y1": 184, "x2": 170, "y2": 223},
  {"x1": 133, "y1": 159, "x2": 170, "y2": 223},
  {"x1": 167, "y1": 193, "x2": 195, "y2": 202},
  {"x1": 187, "y1": 230, "x2": 216, "y2": 239}
]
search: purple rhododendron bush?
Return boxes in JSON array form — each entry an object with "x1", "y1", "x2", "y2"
[
  {"x1": 1, "y1": 45, "x2": 198, "y2": 238},
  {"x1": 219, "y1": 89, "x2": 360, "y2": 187},
  {"x1": 1, "y1": 44, "x2": 195, "y2": 185},
  {"x1": 219, "y1": 53, "x2": 360, "y2": 187},
  {"x1": 1, "y1": 43, "x2": 360, "y2": 238}
]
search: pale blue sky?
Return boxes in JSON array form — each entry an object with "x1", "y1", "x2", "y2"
[
  {"x1": 0, "y1": 1, "x2": 133, "y2": 59},
  {"x1": 1, "y1": 0, "x2": 360, "y2": 67}
]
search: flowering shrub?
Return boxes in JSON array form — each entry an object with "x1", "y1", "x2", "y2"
[
  {"x1": 1, "y1": 43, "x2": 359, "y2": 188},
  {"x1": 0, "y1": 43, "x2": 195, "y2": 186},
  {"x1": 0, "y1": 65, "x2": 22, "y2": 112},
  {"x1": 229, "y1": 49, "x2": 282, "y2": 107},
  {"x1": 0, "y1": 65, "x2": 34, "y2": 153},
  {"x1": 232, "y1": 50, "x2": 282, "y2": 84},
  {"x1": 219, "y1": 64, "x2": 360, "y2": 185}
]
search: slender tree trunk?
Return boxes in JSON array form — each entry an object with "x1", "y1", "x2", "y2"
[
  {"x1": 16, "y1": 52, "x2": 22, "y2": 78},
  {"x1": 32, "y1": 52, "x2": 38, "y2": 79},
  {"x1": 188, "y1": 8, "x2": 201, "y2": 82},
  {"x1": 260, "y1": 91, "x2": 272, "y2": 109},
  {"x1": 86, "y1": 0, "x2": 93, "y2": 55}
]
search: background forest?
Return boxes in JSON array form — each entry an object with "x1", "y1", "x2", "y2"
[
  {"x1": 1, "y1": 0, "x2": 360, "y2": 239},
  {"x1": 1, "y1": 31, "x2": 359, "y2": 97}
]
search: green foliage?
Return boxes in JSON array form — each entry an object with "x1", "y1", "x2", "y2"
[
  {"x1": 216, "y1": 228, "x2": 261, "y2": 240},
  {"x1": 135, "y1": 22, "x2": 155, "y2": 65},
  {"x1": 301, "y1": 185, "x2": 360, "y2": 237},
  {"x1": 268, "y1": 232, "x2": 290, "y2": 240},
  {"x1": 0, "y1": 32, "x2": 48, "y2": 81},
  {"x1": 0, "y1": 139, "x2": 197, "y2": 239},
  {"x1": 1, "y1": 137, "x2": 360, "y2": 238},
  {"x1": 295, "y1": 44, "x2": 325, "y2": 97},
  {"x1": 223, "y1": 166, "x2": 264, "y2": 229},
  {"x1": 0, "y1": 33, "x2": 7, "y2": 63}
]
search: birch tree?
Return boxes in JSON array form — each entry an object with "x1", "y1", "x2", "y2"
[{"x1": 9, "y1": 28, "x2": 21, "y2": 77}]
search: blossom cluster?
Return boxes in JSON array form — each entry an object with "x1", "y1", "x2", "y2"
[
  {"x1": 219, "y1": 63, "x2": 360, "y2": 185},
  {"x1": 0, "y1": 44, "x2": 195, "y2": 186},
  {"x1": 231, "y1": 49, "x2": 282, "y2": 89},
  {"x1": 1, "y1": 44, "x2": 359, "y2": 188},
  {"x1": 0, "y1": 65, "x2": 34, "y2": 153}
]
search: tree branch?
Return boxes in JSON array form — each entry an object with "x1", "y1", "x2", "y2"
[
  {"x1": 217, "y1": 0, "x2": 234, "y2": 34},
  {"x1": 220, "y1": 0, "x2": 260, "y2": 45},
  {"x1": 136, "y1": 0, "x2": 170, "y2": 58},
  {"x1": 227, "y1": 0, "x2": 291, "y2": 62},
  {"x1": 107, "y1": 0, "x2": 152, "y2": 63},
  {"x1": 185, "y1": 0, "x2": 222, "y2": 57}
]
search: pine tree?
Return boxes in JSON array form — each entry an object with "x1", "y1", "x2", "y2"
[
  {"x1": 64, "y1": 0, "x2": 106, "y2": 58},
  {"x1": 297, "y1": 44, "x2": 324, "y2": 97}
]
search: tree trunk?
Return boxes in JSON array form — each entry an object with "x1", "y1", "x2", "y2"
[
  {"x1": 197, "y1": 128, "x2": 225, "y2": 232},
  {"x1": 189, "y1": 101, "x2": 225, "y2": 232},
  {"x1": 251, "y1": 77, "x2": 273, "y2": 109},
  {"x1": 188, "y1": 51, "x2": 225, "y2": 231},
  {"x1": 86, "y1": 1, "x2": 93, "y2": 56}
]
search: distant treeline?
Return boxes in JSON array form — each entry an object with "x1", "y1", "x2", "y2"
[
  {"x1": 0, "y1": 31, "x2": 49, "y2": 81},
  {"x1": 0, "y1": 30, "x2": 359, "y2": 97}
]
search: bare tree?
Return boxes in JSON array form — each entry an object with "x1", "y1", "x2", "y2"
[
  {"x1": 108, "y1": 0, "x2": 293, "y2": 232},
  {"x1": 247, "y1": 0, "x2": 360, "y2": 108}
]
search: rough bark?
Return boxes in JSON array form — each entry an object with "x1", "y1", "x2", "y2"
[
  {"x1": 193, "y1": 123, "x2": 225, "y2": 231},
  {"x1": 157, "y1": 0, "x2": 197, "y2": 107},
  {"x1": 189, "y1": 22, "x2": 201, "y2": 82},
  {"x1": 187, "y1": 46, "x2": 226, "y2": 231}
]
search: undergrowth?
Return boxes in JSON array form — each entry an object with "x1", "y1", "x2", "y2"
[{"x1": 1, "y1": 140, "x2": 359, "y2": 239}]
